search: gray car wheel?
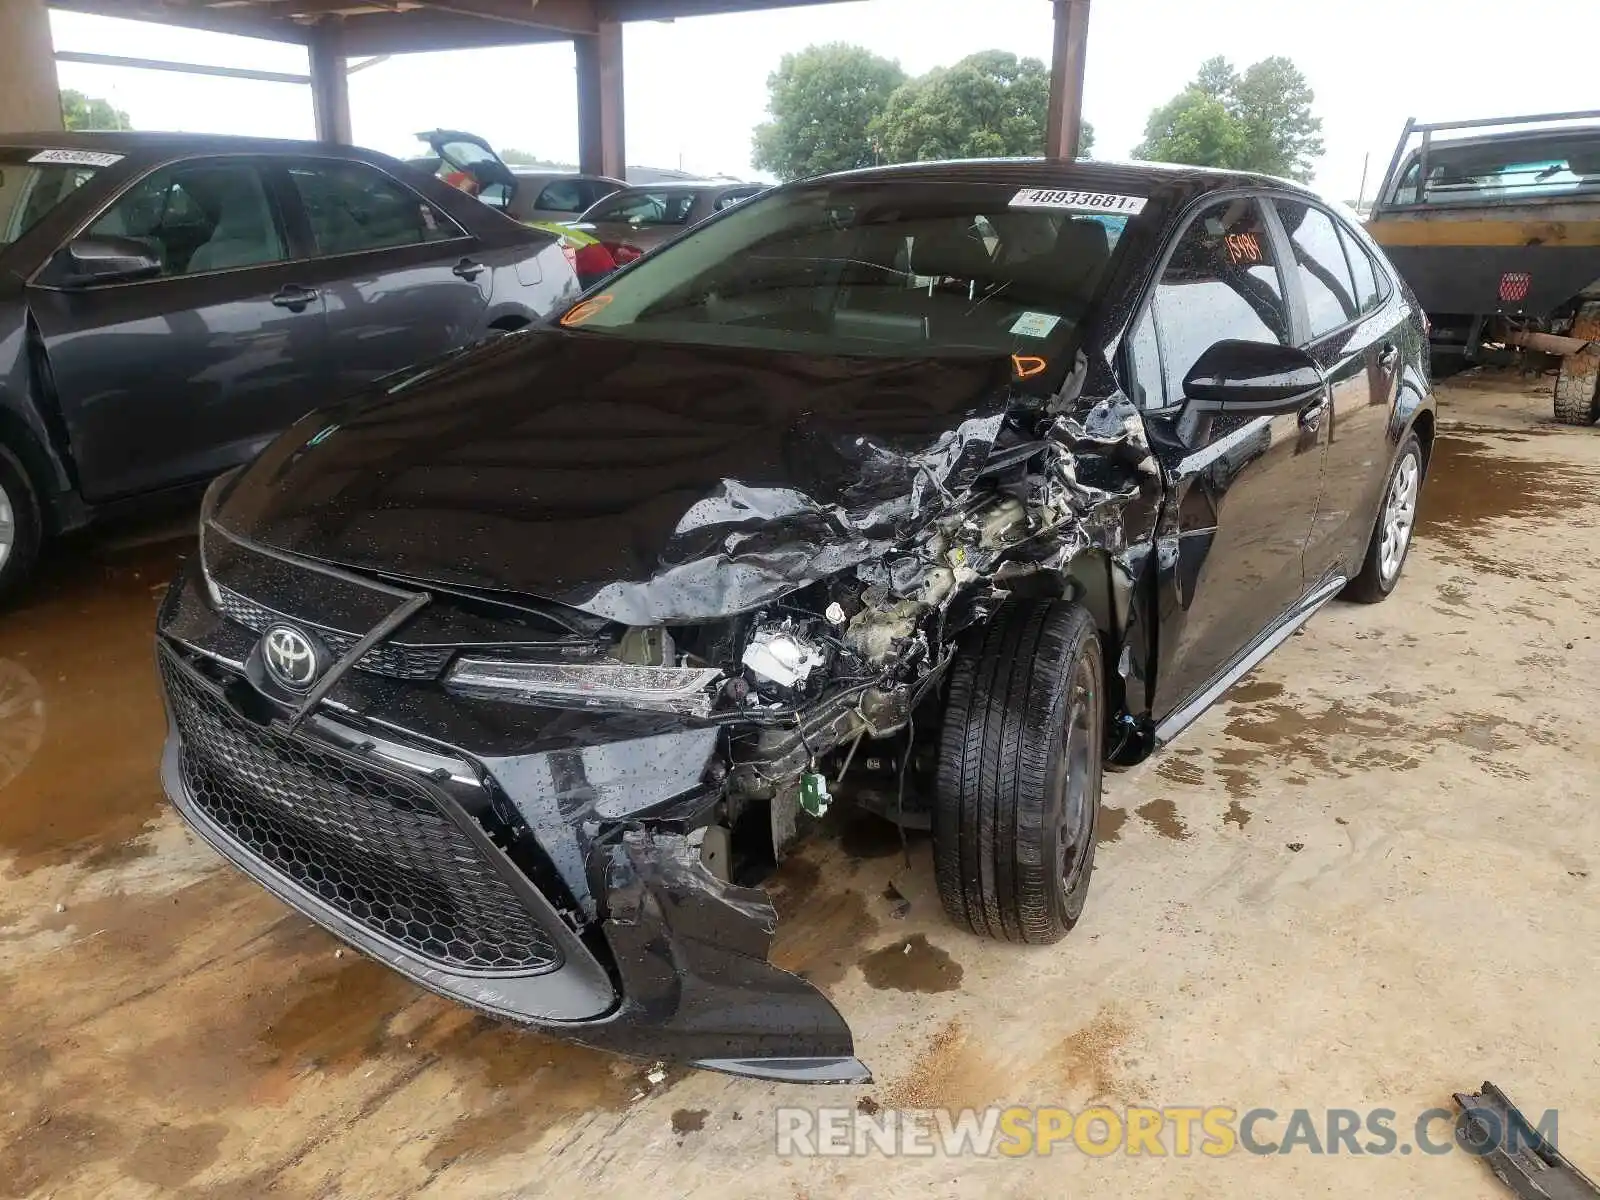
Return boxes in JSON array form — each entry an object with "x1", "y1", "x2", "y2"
[
  {"x1": 1343, "y1": 433, "x2": 1423, "y2": 604},
  {"x1": 0, "y1": 446, "x2": 42, "y2": 607}
]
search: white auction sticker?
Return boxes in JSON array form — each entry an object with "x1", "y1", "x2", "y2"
[
  {"x1": 29, "y1": 148, "x2": 123, "y2": 168},
  {"x1": 1009, "y1": 311, "x2": 1062, "y2": 338},
  {"x1": 1011, "y1": 187, "x2": 1146, "y2": 215}
]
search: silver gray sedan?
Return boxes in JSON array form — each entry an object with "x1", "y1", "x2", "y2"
[
  {"x1": 505, "y1": 170, "x2": 627, "y2": 225},
  {"x1": 573, "y1": 181, "x2": 767, "y2": 263}
]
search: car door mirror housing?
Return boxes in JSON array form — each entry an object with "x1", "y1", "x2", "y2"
[
  {"x1": 53, "y1": 236, "x2": 162, "y2": 287},
  {"x1": 1181, "y1": 340, "x2": 1323, "y2": 415}
]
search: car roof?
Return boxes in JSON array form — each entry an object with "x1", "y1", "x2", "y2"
[
  {"x1": 511, "y1": 170, "x2": 625, "y2": 184},
  {"x1": 608, "y1": 180, "x2": 759, "y2": 193},
  {"x1": 0, "y1": 130, "x2": 401, "y2": 162},
  {"x1": 811, "y1": 156, "x2": 1316, "y2": 197}
]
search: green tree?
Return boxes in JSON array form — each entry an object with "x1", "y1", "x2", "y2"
[
  {"x1": 751, "y1": 43, "x2": 906, "y2": 181},
  {"x1": 1134, "y1": 89, "x2": 1246, "y2": 172},
  {"x1": 1133, "y1": 55, "x2": 1323, "y2": 181},
  {"x1": 873, "y1": 50, "x2": 1094, "y2": 163},
  {"x1": 1230, "y1": 57, "x2": 1324, "y2": 180},
  {"x1": 60, "y1": 89, "x2": 133, "y2": 132}
]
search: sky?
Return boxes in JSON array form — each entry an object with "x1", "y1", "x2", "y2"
[{"x1": 48, "y1": 0, "x2": 1600, "y2": 203}]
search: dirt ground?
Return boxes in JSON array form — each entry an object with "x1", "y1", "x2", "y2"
[{"x1": 1, "y1": 372, "x2": 1598, "y2": 1199}]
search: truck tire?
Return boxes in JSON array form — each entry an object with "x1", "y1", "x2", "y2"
[
  {"x1": 0, "y1": 444, "x2": 42, "y2": 607},
  {"x1": 933, "y1": 601, "x2": 1104, "y2": 945},
  {"x1": 1553, "y1": 302, "x2": 1600, "y2": 426}
]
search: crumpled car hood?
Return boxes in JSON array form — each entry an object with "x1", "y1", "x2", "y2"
[{"x1": 215, "y1": 329, "x2": 1022, "y2": 624}]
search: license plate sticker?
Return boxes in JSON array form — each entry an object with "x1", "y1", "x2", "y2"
[
  {"x1": 1011, "y1": 188, "x2": 1146, "y2": 215},
  {"x1": 30, "y1": 149, "x2": 124, "y2": 168}
]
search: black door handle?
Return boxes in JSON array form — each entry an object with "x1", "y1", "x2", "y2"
[
  {"x1": 270, "y1": 285, "x2": 319, "y2": 311},
  {"x1": 453, "y1": 258, "x2": 486, "y2": 281},
  {"x1": 1378, "y1": 343, "x2": 1400, "y2": 371}
]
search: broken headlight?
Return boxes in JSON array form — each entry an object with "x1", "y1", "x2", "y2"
[{"x1": 446, "y1": 658, "x2": 724, "y2": 717}]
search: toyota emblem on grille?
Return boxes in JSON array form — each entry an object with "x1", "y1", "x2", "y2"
[{"x1": 262, "y1": 625, "x2": 322, "y2": 690}]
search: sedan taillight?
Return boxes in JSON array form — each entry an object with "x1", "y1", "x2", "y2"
[
  {"x1": 573, "y1": 242, "x2": 618, "y2": 279},
  {"x1": 606, "y1": 242, "x2": 644, "y2": 266}
]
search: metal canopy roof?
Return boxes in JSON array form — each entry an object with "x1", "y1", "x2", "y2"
[{"x1": 48, "y1": 0, "x2": 858, "y2": 53}]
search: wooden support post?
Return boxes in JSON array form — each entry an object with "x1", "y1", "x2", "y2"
[
  {"x1": 309, "y1": 21, "x2": 353, "y2": 144},
  {"x1": 576, "y1": 20, "x2": 625, "y2": 179},
  {"x1": 1046, "y1": 0, "x2": 1091, "y2": 160},
  {"x1": 0, "y1": 0, "x2": 62, "y2": 132}
]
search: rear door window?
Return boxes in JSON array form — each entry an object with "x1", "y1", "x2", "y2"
[
  {"x1": 1148, "y1": 196, "x2": 1291, "y2": 404},
  {"x1": 86, "y1": 160, "x2": 286, "y2": 277},
  {"x1": 287, "y1": 160, "x2": 465, "y2": 257},
  {"x1": 1274, "y1": 198, "x2": 1359, "y2": 339},
  {"x1": 1336, "y1": 222, "x2": 1383, "y2": 314},
  {"x1": 1391, "y1": 133, "x2": 1600, "y2": 205}
]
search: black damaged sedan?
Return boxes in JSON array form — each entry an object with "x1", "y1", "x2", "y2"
[{"x1": 157, "y1": 159, "x2": 1433, "y2": 1083}]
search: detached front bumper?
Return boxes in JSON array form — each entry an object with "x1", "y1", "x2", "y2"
[{"x1": 155, "y1": 566, "x2": 868, "y2": 1084}]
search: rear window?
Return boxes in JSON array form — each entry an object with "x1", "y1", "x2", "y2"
[
  {"x1": 585, "y1": 189, "x2": 698, "y2": 226},
  {"x1": 564, "y1": 178, "x2": 1135, "y2": 363},
  {"x1": 0, "y1": 150, "x2": 110, "y2": 245},
  {"x1": 1392, "y1": 131, "x2": 1600, "y2": 205}
]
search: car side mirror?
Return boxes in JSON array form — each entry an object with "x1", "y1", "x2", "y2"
[
  {"x1": 1180, "y1": 339, "x2": 1323, "y2": 416},
  {"x1": 52, "y1": 236, "x2": 162, "y2": 287}
]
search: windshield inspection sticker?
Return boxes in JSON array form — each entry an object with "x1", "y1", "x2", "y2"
[
  {"x1": 1010, "y1": 311, "x2": 1062, "y2": 338},
  {"x1": 1011, "y1": 188, "x2": 1146, "y2": 215},
  {"x1": 29, "y1": 149, "x2": 123, "y2": 168}
]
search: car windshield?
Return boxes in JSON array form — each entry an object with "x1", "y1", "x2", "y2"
[
  {"x1": 565, "y1": 178, "x2": 1134, "y2": 358},
  {"x1": 1393, "y1": 131, "x2": 1600, "y2": 204},
  {"x1": 0, "y1": 151, "x2": 107, "y2": 245}
]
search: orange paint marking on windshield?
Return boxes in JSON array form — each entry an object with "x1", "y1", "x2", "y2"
[
  {"x1": 1012, "y1": 355, "x2": 1048, "y2": 379},
  {"x1": 561, "y1": 295, "x2": 615, "y2": 327}
]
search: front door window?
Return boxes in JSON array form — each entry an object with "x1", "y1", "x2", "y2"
[{"x1": 86, "y1": 160, "x2": 285, "y2": 276}]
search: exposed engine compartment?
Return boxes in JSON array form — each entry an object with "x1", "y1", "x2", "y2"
[{"x1": 570, "y1": 398, "x2": 1161, "y2": 878}]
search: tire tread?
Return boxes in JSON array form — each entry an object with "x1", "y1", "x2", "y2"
[
  {"x1": 1553, "y1": 302, "x2": 1600, "y2": 426},
  {"x1": 934, "y1": 601, "x2": 1101, "y2": 945}
]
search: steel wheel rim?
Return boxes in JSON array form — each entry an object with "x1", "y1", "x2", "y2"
[
  {"x1": 1379, "y1": 451, "x2": 1419, "y2": 584},
  {"x1": 1058, "y1": 652, "x2": 1099, "y2": 892},
  {"x1": 0, "y1": 477, "x2": 12, "y2": 574}
]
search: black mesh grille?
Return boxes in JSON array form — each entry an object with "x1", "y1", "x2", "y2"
[
  {"x1": 212, "y1": 585, "x2": 453, "y2": 681},
  {"x1": 161, "y1": 650, "x2": 559, "y2": 974},
  {"x1": 212, "y1": 585, "x2": 274, "y2": 631}
]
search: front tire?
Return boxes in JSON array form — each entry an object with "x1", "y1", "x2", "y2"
[
  {"x1": 933, "y1": 601, "x2": 1104, "y2": 944},
  {"x1": 1342, "y1": 432, "x2": 1422, "y2": 604},
  {"x1": 0, "y1": 445, "x2": 41, "y2": 608}
]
